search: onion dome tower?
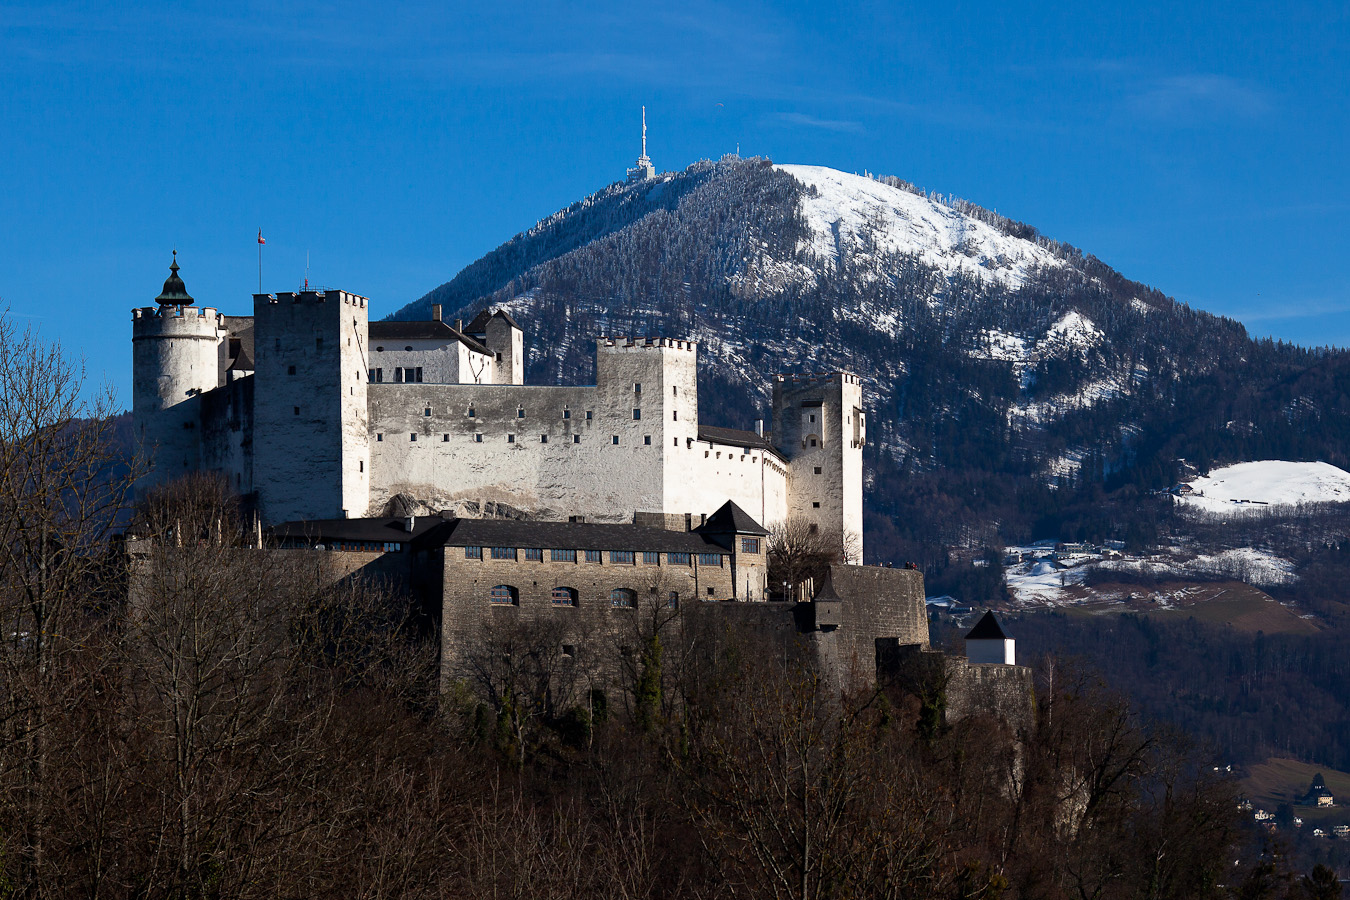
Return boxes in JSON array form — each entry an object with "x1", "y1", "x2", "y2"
[{"x1": 132, "y1": 251, "x2": 225, "y2": 493}]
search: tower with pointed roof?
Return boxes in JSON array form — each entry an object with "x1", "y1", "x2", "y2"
[
  {"x1": 626, "y1": 106, "x2": 656, "y2": 183},
  {"x1": 132, "y1": 251, "x2": 230, "y2": 492}
]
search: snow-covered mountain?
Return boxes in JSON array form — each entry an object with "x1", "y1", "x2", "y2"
[{"x1": 394, "y1": 156, "x2": 1350, "y2": 560}]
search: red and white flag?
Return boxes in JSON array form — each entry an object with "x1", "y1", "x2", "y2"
[{"x1": 257, "y1": 229, "x2": 266, "y2": 245}]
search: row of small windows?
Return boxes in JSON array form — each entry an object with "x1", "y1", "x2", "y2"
[
  {"x1": 465, "y1": 547, "x2": 723, "y2": 566},
  {"x1": 367, "y1": 367, "x2": 424, "y2": 383},
  {"x1": 490, "y1": 585, "x2": 679, "y2": 609},
  {"x1": 375, "y1": 433, "x2": 651, "y2": 445}
]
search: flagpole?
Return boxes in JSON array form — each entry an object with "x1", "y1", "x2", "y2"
[{"x1": 257, "y1": 228, "x2": 263, "y2": 294}]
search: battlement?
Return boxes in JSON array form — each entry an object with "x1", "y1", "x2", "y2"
[
  {"x1": 132, "y1": 305, "x2": 224, "y2": 339},
  {"x1": 597, "y1": 336, "x2": 696, "y2": 352},
  {"x1": 255, "y1": 290, "x2": 367, "y2": 308},
  {"x1": 133, "y1": 305, "x2": 222, "y2": 322},
  {"x1": 773, "y1": 372, "x2": 863, "y2": 387}
]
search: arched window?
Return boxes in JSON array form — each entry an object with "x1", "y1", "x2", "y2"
[
  {"x1": 610, "y1": 588, "x2": 636, "y2": 609},
  {"x1": 551, "y1": 587, "x2": 577, "y2": 607},
  {"x1": 490, "y1": 585, "x2": 518, "y2": 605}
]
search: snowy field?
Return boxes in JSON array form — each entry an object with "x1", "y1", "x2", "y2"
[
  {"x1": 776, "y1": 165, "x2": 1064, "y2": 288},
  {"x1": 1178, "y1": 461, "x2": 1350, "y2": 515}
]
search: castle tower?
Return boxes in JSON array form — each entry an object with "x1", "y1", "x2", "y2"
[
  {"x1": 626, "y1": 106, "x2": 656, "y2": 183},
  {"x1": 772, "y1": 372, "x2": 865, "y2": 563},
  {"x1": 252, "y1": 289, "x2": 370, "y2": 523},
  {"x1": 131, "y1": 252, "x2": 226, "y2": 494},
  {"x1": 483, "y1": 310, "x2": 524, "y2": 385}
]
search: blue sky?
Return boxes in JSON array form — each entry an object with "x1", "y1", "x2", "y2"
[{"x1": 2, "y1": 0, "x2": 1347, "y2": 404}]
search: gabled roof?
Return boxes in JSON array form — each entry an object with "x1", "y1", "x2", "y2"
[
  {"x1": 269, "y1": 516, "x2": 443, "y2": 544},
  {"x1": 697, "y1": 424, "x2": 775, "y2": 452},
  {"x1": 463, "y1": 308, "x2": 520, "y2": 336},
  {"x1": 368, "y1": 320, "x2": 489, "y2": 354},
  {"x1": 696, "y1": 500, "x2": 769, "y2": 536},
  {"x1": 269, "y1": 516, "x2": 725, "y2": 555},
  {"x1": 965, "y1": 610, "x2": 1010, "y2": 641}
]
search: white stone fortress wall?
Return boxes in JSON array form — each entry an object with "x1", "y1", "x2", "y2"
[
  {"x1": 133, "y1": 262, "x2": 859, "y2": 534},
  {"x1": 368, "y1": 336, "x2": 794, "y2": 527},
  {"x1": 251, "y1": 290, "x2": 370, "y2": 523},
  {"x1": 132, "y1": 304, "x2": 228, "y2": 491},
  {"x1": 773, "y1": 373, "x2": 865, "y2": 563}
]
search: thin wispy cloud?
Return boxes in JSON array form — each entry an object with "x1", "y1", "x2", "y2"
[
  {"x1": 770, "y1": 112, "x2": 864, "y2": 134},
  {"x1": 1127, "y1": 73, "x2": 1273, "y2": 120}
]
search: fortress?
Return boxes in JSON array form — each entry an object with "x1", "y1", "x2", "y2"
[
  {"x1": 131, "y1": 254, "x2": 865, "y2": 566},
  {"x1": 130, "y1": 251, "x2": 1032, "y2": 713}
]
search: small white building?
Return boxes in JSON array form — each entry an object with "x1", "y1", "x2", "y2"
[{"x1": 964, "y1": 611, "x2": 1016, "y2": 665}]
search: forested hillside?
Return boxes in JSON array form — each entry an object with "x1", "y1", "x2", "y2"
[{"x1": 394, "y1": 157, "x2": 1350, "y2": 564}]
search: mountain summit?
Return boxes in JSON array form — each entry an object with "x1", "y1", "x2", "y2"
[{"x1": 393, "y1": 157, "x2": 1350, "y2": 560}]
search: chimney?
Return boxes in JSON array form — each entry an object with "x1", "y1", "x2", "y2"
[
  {"x1": 754, "y1": 419, "x2": 764, "y2": 437},
  {"x1": 455, "y1": 318, "x2": 463, "y2": 332},
  {"x1": 431, "y1": 304, "x2": 442, "y2": 322}
]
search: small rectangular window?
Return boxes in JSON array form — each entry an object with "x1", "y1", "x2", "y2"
[
  {"x1": 633, "y1": 382, "x2": 641, "y2": 393},
  {"x1": 377, "y1": 433, "x2": 383, "y2": 441},
  {"x1": 812, "y1": 501, "x2": 821, "y2": 508},
  {"x1": 540, "y1": 434, "x2": 548, "y2": 443},
  {"x1": 507, "y1": 434, "x2": 514, "y2": 443},
  {"x1": 551, "y1": 549, "x2": 577, "y2": 562},
  {"x1": 572, "y1": 434, "x2": 580, "y2": 444},
  {"x1": 415, "y1": 367, "x2": 423, "y2": 383},
  {"x1": 410, "y1": 433, "x2": 417, "y2": 442},
  {"x1": 585, "y1": 410, "x2": 593, "y2": 420},
  {"x1": 668, "y1": 552, "x2": 691, "y2": 566},
  {"x1": 491, "y1": 547, "x2": 516, "y2": 560},
  {"x1": 368, "y1": 368, "x2": 376, "y2": 381},
  {"x1": 673, "y1": 410, "x2": 678, "y2": 421},
  {"x1": 563, "y1": 409, "x2": 571, "y2": 419},
  {"x1": 814, "y1": 467, "x2": 822, "y2": 474},
  {"x1": 376, "y1": 368, "x2": 383, "y2": 382},
  {"x1": 643, "y1": 435, "x2": 651, "y2": 445},
  {"x1": 517, "y1": 408, "x2": 525, "y2": 418},
  {"x1": 673, "y1": 438, "x2": 678, "y2": 446},
  {"x1": 633, "y1": 408, "x2": 641, "y2": 420},
  {"x1": 293, "y1": 407, "x2": 300, "y2": 416},
  {"x1": 424, "y1": 407, "x2": 432, "y2": 417},
  {"x1": 741, "y1": 538, "x2": 760, "y2": 554},
  {"x1": 584, "y1": 549, "x2": 602, "y2": 563},
  {"x1": 474, "y1": 434, "x2": 482, "y2": 443},
  {"x1": 359, "y1": 460, "x2": 364, "y2": 472},
  {"x1": 442, "y1": 434, "x2": 449, "y2": 441},
  {"x1": 288, "y1": 365, "x2": 296, "y2": 375},
  {"x1": 467, "y1": 408, "x2": 475, "y2": 417},
  {"x1": 465, "y1": 546, "x2": 482, "y2": 559},
  {"x1": 523, "y1": 547, "x2": 543, "y2": 561},
  {"x1": 642, "y1": 551, "x2": 660, "y2": 565},
  {"x1": 315, "y1": 337, "x2": 323, "y2": 351},
  {"x1": 610, "y1": 550, "x2": 635, "y2": 565},
  {"x1": 395, "y1": 367, "x2": 404, "y2": 382},
  {"x1": 611, "y1": 436, "x2": 619, "y2": 445}
]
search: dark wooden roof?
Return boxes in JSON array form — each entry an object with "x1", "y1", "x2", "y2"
[
  {"x1": 368, "y1": 320, "x2": 489, "y2": 354},
  {"x1": 697, "y1": 424, "x2": 774, "y2": 451},
  {"x1": 269, "y1": 516, "x2": 723, "y2": 554},
  {"x1": 696, "y1": 500, "x2": 768, "y2": 536},
  {"x1": 436, "y1": 518, "x2": 717, "y2": 553},
  {"x1": 965, "y1": 610, "x2": 1010, "y2": 641}
]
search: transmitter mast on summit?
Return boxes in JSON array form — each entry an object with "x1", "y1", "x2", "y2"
[{"x1": 627, "y1": 106, "x2": 656, "y2": 182}]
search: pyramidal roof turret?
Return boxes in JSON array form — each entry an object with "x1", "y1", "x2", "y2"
[
  {"x1": 155, "y1": 250, "x2": 194, "y2": 306},
  {"x1": 965, "y1": 610, "x2": 1010, "y2": 641}
]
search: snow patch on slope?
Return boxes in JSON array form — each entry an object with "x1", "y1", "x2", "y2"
[
  {"x1": 1179, "y1": 461, "x2": 1350, "y2": 514},
  {"x1": 777, "y1": 165, "x2": 1064, "y2": 287}
]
